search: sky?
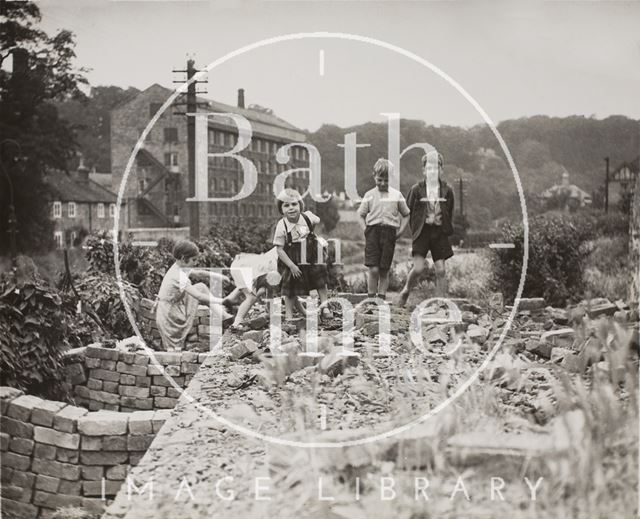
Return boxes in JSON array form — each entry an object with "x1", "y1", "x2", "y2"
[{"x1": 38, "y1": 0, "x2": 640, "y2": 132}]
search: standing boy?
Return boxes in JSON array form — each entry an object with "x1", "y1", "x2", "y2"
[
  {"x1": 398, "y1": 152, "x2": 454, "y2": 306},
  {"x1": 358, "y1": 158, "x2": 410, "y2": 301}
]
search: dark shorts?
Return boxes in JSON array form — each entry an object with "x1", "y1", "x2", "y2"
[
  {"x1": 412, "y1": 224, "x2": 453, "y2": 262},
  {"x1": 280, "y1": 264, "x2": 328, "y2": 297},
  {"x1": 364, "y1": 225, "x2": 397, "y2": 270}
]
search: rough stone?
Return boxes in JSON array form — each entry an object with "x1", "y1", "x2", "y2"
[
  {"x1": 135, "y1": 376, "x2": 152, "y2": 387},
  {"x1": 90, "y1": 368, "x2": 121, "y2": 383},
  {"x1": 541, "y1": 328, "x2": 575, "y2": 348},
  {"x1": 58, "y1": 480, "x2": 82, "y2": 495},
  {"x1": 241, "y1": 330, "x2": 263, "y2": 343},
  {"x1": 0, "y1": 416, "x2": 34, "y2": 439},
  {"x1": 80, "y1": 451, "x2": 129, "y2": 466},
  {"x1": 229, "y1": 340, "x2": 259, "y2": 361},
  {"x1": 7, "y1": 395, "x2": 44, "y2": 422},
  {"x1": 153, "y1": 352, "x2": 182, "y2": 365},
  {"x1": 78, "y1": 413, "x2": 128, "y2": 436},
  {"x1": 106, "y1": 464, "x2": 128, "y2": 480},
  {"x1": 81, "y1": 436, "x2": 102, "y2": 451},
  {"x1": 9, "y1": 437, "x2": 34, "y2": 455},
  {"x1": 116, "y1": 362, "x2": 147, "y2": 377},
  {"x1": 0, "y1": 498, "x2": 38, "y2": 518},
  {"x1": 64, "y1": 363, "x2": 87, "y2": 385},
  {"x1": 516, "y1": 298, "x2": 546, "y2": 311},
  {"x1": 0, "y1": 387, "x2": 24, "y2": 415},
  {"x1": 83, "y1": 479, "x2": 124, "y2": 497},
  {"x1": 120, "y1": 374, "x2": 136, "y2": 385},
  {"x1": 525, "y1": 339, "x2": 553, "y2": 360},
  {"x1": 89, "y1": 389, "x2": 121, "y2": 405},
  {"x1": 35, "y1": 475, "x2": 61, "y2": 493},
  {"x1": 550, "y1": 347, "x2": 573, "y2": 363},
  {"x1": 127, "y1": 434, "x2": 155, "y2": 451},
  {"x1": 86, "y1": 345, "x2": 119, "y2": 361},
  {"x1": 154, "y1": 397, "x2": 178, "y2": 409},
  {"x1": 103, "y1": 435, "x2": 127, "y2": 451},
  {"x1": 0, "y1": 432, "x2": 9, "y2": 451},
  {"x1": 56, "y1": 447, "x2": 79, "y2": 464},
  {"x1": 118, "y1": 386, "x2": 150, "y2": 399},
  {"x1": 34, "y1": 443, "x2": 57, "y2": 460},
  {"x1": 318, "y1": 349, "x2": 360, "y2": 377},
  {"x1": 30, "y1": 400, "x2": 66, "y2": 427},
  {"x1": 81, "y1": 466, "x2": 104, "y2": 481},
  {"x1": 149, "y1": 386, "x2": 166, "y2": 397},
  {"x1": 587, "y1": 301, "x2": 618, "y2": 319},
  {"x1": 32, "y1": 459, "x2": 80, "y2": 481}
]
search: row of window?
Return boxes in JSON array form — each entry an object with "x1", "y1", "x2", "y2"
[
  {"x1": 207, "y1": 129, "x2": 309, "y2": 160},
  {"x1": 207, "y1": 156, "x2": 308, "y2": 176},
  {"x1": 208, "y1": 203, "x2": 279, "y2": 217},
  {"x1": 52, "y1": 202, "x2": 115, "y2": 219},
  {"x1": 209, "y1": 179, "x2": 306, "y2": 194}
]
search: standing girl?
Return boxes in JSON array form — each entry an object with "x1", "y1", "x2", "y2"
[{"x1": 273, "y1": 189, "x2": 331, "y2": 321}]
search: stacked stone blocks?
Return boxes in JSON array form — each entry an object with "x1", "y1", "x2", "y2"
[{"x1": 1, "y1": 387, "x2": 170, "y2": 519}]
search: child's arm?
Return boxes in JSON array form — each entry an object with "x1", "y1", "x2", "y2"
[
  {"x1": 189, "y1": 269, "x2": 230, "y2": 284},
  {"x1": 357, "y1": 195, "x2": 370, "y2": 232},
  {"x1": 184, "y1": 283, "x2": 224, "y2": 305},
  {"x1": 397, "y1": 193, "x2": 411, "y2": 236},
  {"x1": 276, "y1": 246, "x2": 302, "y2": 279}
]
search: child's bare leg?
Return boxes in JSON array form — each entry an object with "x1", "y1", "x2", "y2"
[
  {"x1": 434, "y1": 260, "x2": 448, "y2": 297},
  {"x1": 367, "y1": 267, "x2": 380, "y2": 297},
  {"x1": 293, "y1": 296, "x2": 307, "y2": 316},
  {"x1": 284, "y1": 296, "x2": 295, "y2": 321},
  {"x1": 223, "y1": 288, "x2": 243, "y2": 305},
  {"x1": 377, "y1": 269, "x2": 390, "y2": 298},
  {"x1": 233, "y1": 289, "x2": 257, "y2": 326}
]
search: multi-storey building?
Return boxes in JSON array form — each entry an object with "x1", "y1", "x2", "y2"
[{"x1": 110, "y1": 84, "x2": 310, "y2": 237}]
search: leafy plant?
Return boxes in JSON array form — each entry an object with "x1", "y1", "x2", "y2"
[
  {"x1": 490, "y1": 214, "x2": 586, "y2": 305},
  {"x1": 0, "y1": 271, "x2": 71, "y2": 398}
]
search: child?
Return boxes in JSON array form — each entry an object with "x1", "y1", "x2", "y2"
[
  {"x1": 358, "y1": 158, "x2": 410, "y2": 300},
  {"x1": 155, "y1": 240, "x2": 231, "y2": 351},
  {"x1": 398, "y1": 151, "x2": 454, "y2": 306},
  {"x1": 273, "y1": 188, "x2": 331, "y2": 321},
  {"x1": 223, "y1": 247, "x2": 282, "y2": 332}
]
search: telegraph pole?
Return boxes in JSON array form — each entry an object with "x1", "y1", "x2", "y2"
[
  {"x1": 604, "y1": 156, "x2": 610, "y2": 214},
  {"x1": 173, "y1": 58, "x2": 208, "y2": 240},
  {"x1": 186, "y1": 59, "x2": 199, "y2": 240},
  {"x1": 458, "y1": 177, "x2": 464, "y2": 216}
]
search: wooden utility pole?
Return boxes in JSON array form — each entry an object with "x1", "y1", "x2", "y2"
[
  {"x1": 186, "y1": 59, "x2": 199, "y2": 240},
  {"x1": 458, "y1": 177, "x2": 464, "y2": 216},
  {"x1": 605, "y1": 156, "x2": 610, "y2": 214}
]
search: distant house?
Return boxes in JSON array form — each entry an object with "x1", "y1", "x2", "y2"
[
  {"x1": 540, "y1": 171, "x2": 592, "y2": 212},
  {"x1": 44, "y1": 162, "x2": 124, "y2": 248}
]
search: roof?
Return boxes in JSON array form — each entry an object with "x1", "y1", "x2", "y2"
[
  {"x1": 541, "y1": 184, "x2": 591, "y2": 201},
  {"x1": 613, "y1": 156, "x2": 639, "y2": 175},
  {"x1": 44, "y1": 170, "x2": 119, "y2": 204},
  {"x1": 113, "y1": 83, "x2": 306, "y2": 137}
]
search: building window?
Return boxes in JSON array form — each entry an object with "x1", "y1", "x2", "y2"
[
  {"x1": 97, "y1": 203, "x2": 105, "y2": 218},
  {"x1": 109, "y1": 204, "x2": 115, "y2": 217},
  {"x1": 221, "y1": 179, "x2": 228, "y2": 192},
  {"x1": 150, "y1": 102, "x2": 162, "y2": 117},
  {"x1": 164, "y1": 152, "x2": 178, "y2": 167},
  {"x1": 216, "y1": 132, "x2": 225, "y2": 146},
  {"x1": 164, "y1": 127, "x2": 178, "y2": 143},
  {"x1": 53, "y1": 201, "x2": 62, "y2": 219},
  {"x1": 70, "y1": 231, "x2": 77, "y2": 247},
  {"x1": 54, "y1": 231, "x2": 63, "y2": 249},
  {"x1": 65, "y1": 202, "x2": 75, "y2": 218}
]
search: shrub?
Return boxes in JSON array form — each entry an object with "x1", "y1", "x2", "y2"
[
  {"x1": 75, "y1": 273, "x2": 141, "y2": 340},
  {"x1": 0, "y1": 270, "x2": 72, "y2": 398},
  {"x1": 490, "y1": 214, "x2": 585, "y2": 306}
]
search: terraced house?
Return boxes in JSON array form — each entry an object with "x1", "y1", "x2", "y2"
[
  {"x1": 110, "y1": 84, "x2": 310, "y2": 237},
  {"x1": 45, "y1": 162, "x2": 122, "y2": 249}
]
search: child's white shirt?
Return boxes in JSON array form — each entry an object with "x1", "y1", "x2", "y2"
[{"x1": 273, "y1": 211, "x2": 321, "y2": 246}]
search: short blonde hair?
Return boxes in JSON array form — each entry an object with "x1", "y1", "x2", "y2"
[
  {"x1": 276, "y1": 188, "x2": 305, "y2": 215},
  {"x1": 373, "y1": 158, "x2": 393, "y2": 177},
  {"x1": 421, "y1": 152, "x2": 444, "y2": 168}
]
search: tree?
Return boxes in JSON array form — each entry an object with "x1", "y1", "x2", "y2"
[
  {"x1": 0, "y1": 1, "x2": 87, "y2": 253},
  {"x1": 315, "y1": 197, "x2": 340, "y2": 233}
]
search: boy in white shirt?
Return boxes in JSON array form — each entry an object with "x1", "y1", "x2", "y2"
[{"x1": 358, "y1": 159, "x2": 410, "y2": 300}]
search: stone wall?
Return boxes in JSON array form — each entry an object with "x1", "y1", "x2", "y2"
[
  {"x1": 65, "y1": 345, "x2": 207, "y2": 412},
  {"x1": 138, "y1": 298, "x2": 215, "y2": 352},
  {"x1": 0, "y1": 387, "x2": 170, "y2": 519}
]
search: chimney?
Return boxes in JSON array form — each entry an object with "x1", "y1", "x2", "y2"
[
  {"x1": 237, "y1": 88, "x2": 245, "y2": 109},
  {"x1": 77, "y1": 156, "x2": 89, "y2": 183}
]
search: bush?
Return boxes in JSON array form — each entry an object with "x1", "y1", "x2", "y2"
[
  {"x1": 75, "y1": 273, "x2": 141, "y2": 340},
  {"x1": 0, "y1": 270, "x2": 72, "y2": 398},
  {"x1": 490, "y1": 214, "x2": 585, "y2": 306}
]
